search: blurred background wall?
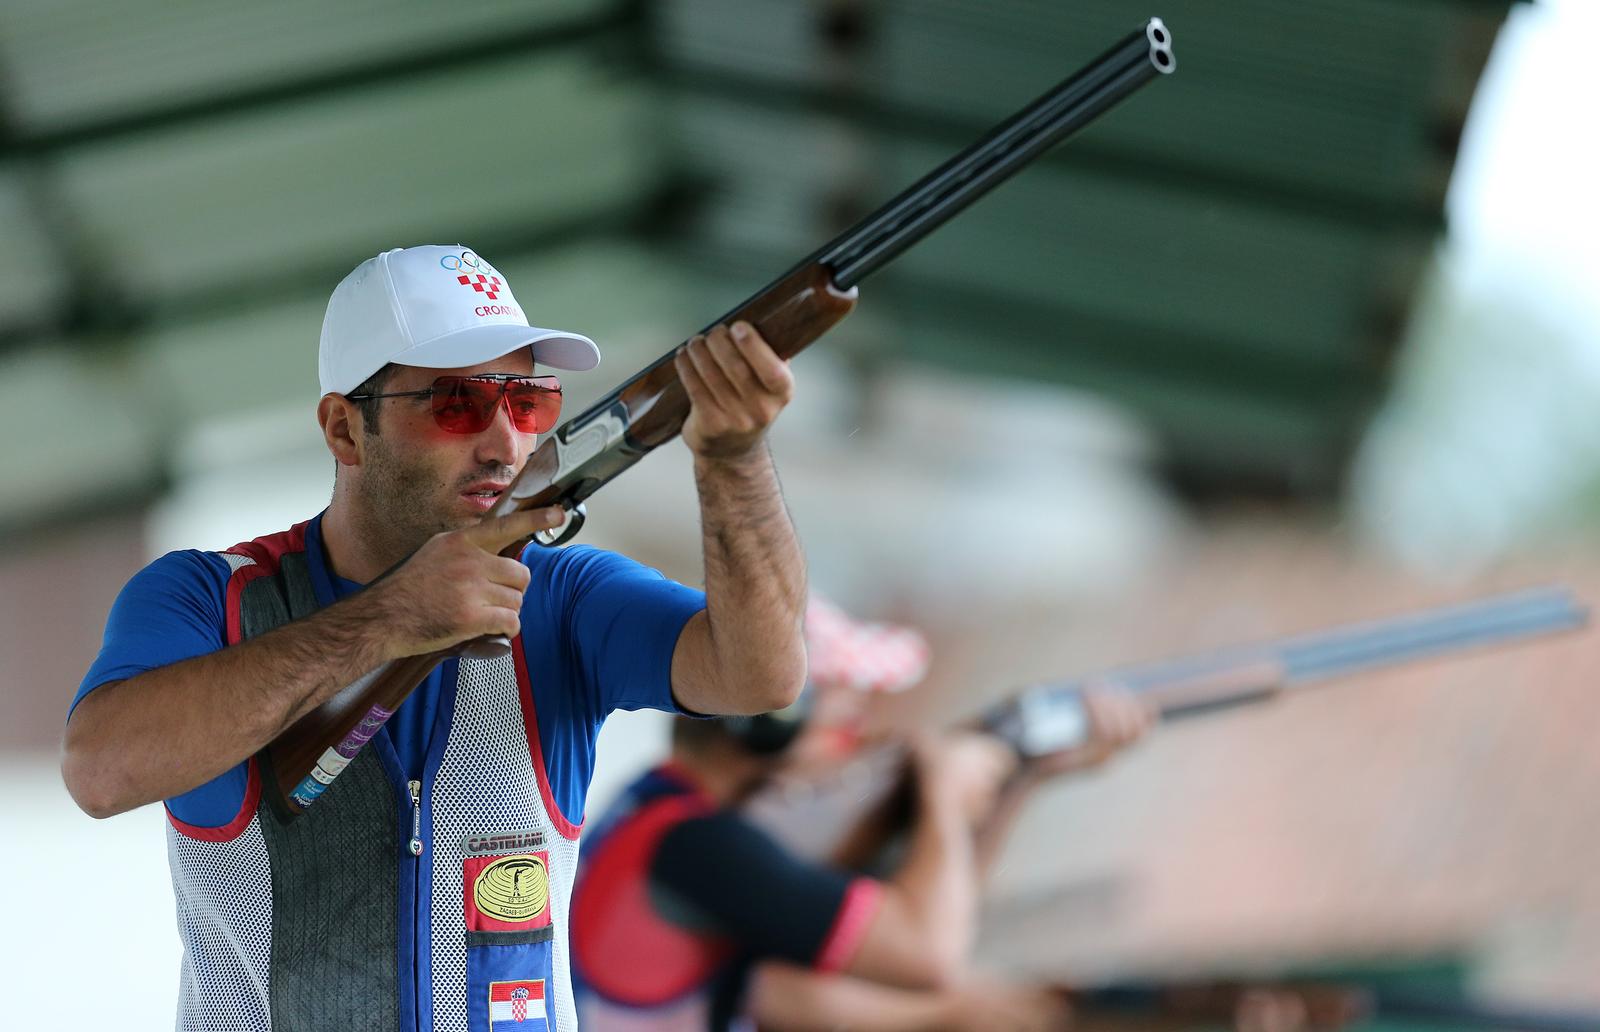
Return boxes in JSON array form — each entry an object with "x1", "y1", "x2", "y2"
[{"x1": 2, "y1": 0, "x2": 1597, "y2": 1026}]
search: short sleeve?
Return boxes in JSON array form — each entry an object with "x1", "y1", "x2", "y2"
[
  {"x1": 73, "y1": 549, "x2": 250, "y2": 829},
  {"x1": 535, "y1": 544, "x2": 706, "y2": 716},
  {"x1": 73, "y1": 550, "x2": 232, "y2": 716},
  {"x1": 650, "y1": 812, "x2": 882, "y2": 970}
]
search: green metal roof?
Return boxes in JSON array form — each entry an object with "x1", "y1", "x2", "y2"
[{"x1": 0, "y1": 0, "x2": 1514, "y2": 533}]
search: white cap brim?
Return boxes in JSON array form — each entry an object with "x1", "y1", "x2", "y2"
[{"x1": 390, "y1": 324, "x2": 601, "y2": 374}]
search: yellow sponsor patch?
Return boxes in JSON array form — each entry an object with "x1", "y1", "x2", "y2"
[{"x1": 471, "y1": 853, "x2": 550, "y2": 925}]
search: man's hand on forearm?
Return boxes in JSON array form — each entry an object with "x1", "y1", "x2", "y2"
[
  {"x1": 62, "y1": 598, "x2": 404, "y2": 819},
  {"x1": 363, "y1": 506, "x2": 562, "y2": 657},
  {"x1": 671, "y1": 321, "x2": 808, "y2": 715},
  {"x1": 61, "y1": 507, "x2": 560, "y2": 818}
]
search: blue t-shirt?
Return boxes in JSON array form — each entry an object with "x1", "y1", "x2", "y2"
[{"x1": 74, "y1": 513, "x2": 705, "y2": 828}]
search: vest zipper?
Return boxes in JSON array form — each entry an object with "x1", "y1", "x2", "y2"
[
  {"x1": 407, "y1": 779, "x2": 424, "y2": 857},
  {"x1": 407, "y1": 776, "x2": 426, "y2": 1032}
]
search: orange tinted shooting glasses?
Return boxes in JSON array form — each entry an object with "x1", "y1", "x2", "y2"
[{"x1": 347, "y1": 374, "x2": 563, "y2": 435}]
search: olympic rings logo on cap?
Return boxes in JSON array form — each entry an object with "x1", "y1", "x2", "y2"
[{"x1": 439, "y1": 250, "x2": 489, "y2": 273}]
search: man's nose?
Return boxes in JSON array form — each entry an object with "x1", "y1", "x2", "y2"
[{"x1": 474, "y1": 395, "x2": 527, "y2": 466}]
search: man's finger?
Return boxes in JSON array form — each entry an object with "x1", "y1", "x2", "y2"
[
  {"x1": 675, "y1": 347, "x2": 728, "y2": 420},
  {"x1": 683, "y1": 334, "x2": 743, "y2": 410},
  {"x1": 1083, "y1": 690, "x2": 1117, "y2": 738},
  {"x1": 485, "y1": 556, "x2": 533, "y2": 591},
  {"x1": 731, "y1": 321, "x2": 794, "y2": 397},
  {"x1": 703, "y1": 325, "x2": 763, "y2": 402},
  {"x1": 467, "y1": 505, "x2": 569, "y2": 552},
  {"x1": 1135, "y1": 699, "x2": 1158, "y2": 737},
  {"x1": 1109, "y1": 699, "x2": 1141, "y2": 744},
  {"x1": 481, "y1": 582, "x2": 527, "y2": 612},
  {"x1": 1088, "y1": 689, "x2": 1148, "y2": 746}
]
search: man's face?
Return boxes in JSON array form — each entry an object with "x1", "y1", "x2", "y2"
[{"x1": 354, "y1": 350, "x2": 543, "y2": 545}]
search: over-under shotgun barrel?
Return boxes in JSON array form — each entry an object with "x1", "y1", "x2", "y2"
[
  {"x1": 494, "y1": 17, "x2": 1175, "y2": 527},
  {"x1": 823, "y1": 17, "x2": 1175, "y2": 288},
  {"x1": 983, "y1": 587, "x2": 1588, "y2": 757}
]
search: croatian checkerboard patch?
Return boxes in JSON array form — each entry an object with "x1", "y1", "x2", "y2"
[{"x1": 488, "y1": 979, "x2": 547, "y2": 1030}]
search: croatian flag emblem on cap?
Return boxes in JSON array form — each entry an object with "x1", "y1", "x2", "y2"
[{"x1": 489, "y1": 980, "x2": 547, "y2": 1030}]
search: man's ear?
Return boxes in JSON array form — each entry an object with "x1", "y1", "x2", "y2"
[{"x1": 318, "y1": 394, "x2": 363, "y2": 467}]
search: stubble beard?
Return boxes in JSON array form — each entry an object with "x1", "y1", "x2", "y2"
[
  {"x1": 352, "y1": 434, "x2": 523, "y2": 569},
  {"x1": 353, "y1": 436, "x2": 469, "y2": 566}
]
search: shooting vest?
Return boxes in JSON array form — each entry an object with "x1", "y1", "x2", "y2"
[
  {"x1": 164, "y1": 519, "x2": 582, "y2": 1032},
  {"x1": 571, "y1": 765, "x2": 745, "y2": 1032}
]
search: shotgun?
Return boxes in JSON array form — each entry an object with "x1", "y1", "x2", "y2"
[
  {"x1": 264, "y1": 19, "x2": 1177, "y2": 815},
  {"x1": 983, "y1": 585, "x2": 1588, "y2": 757},
  {"x1": 763, "y1": 587, "x2": 1587, "y2": 868}
]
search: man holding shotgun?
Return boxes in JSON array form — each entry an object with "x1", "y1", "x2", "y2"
[
  {"x1": 570, "y1": 602, "x2": 1161, "y2": 1032},
  {"x1": 62, "y1": 244, "x2": 808, "y2": 1031}
]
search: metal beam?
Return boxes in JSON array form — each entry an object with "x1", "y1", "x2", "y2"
[
  {"x1": 0, "y1": 2, "x2": 642, "y2": 159},
  {"x1": 0, "y1": 180, "x2": 694, "y2": 357}
]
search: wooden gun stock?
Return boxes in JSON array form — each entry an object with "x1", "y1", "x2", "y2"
[{"x1": 484, "y1": 263, "x2": 858, "y2": 547}]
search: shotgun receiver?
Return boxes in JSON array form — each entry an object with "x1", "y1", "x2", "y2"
[{"x1": 263, "y1": 20, "x2": 1177, "y2": 815}]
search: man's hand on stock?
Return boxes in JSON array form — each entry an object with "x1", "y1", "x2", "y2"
[
  {"x1": 367, "y1": 506, "x2": 566, "y2": 658},
  {"x1": 1023, "y1": 684, "x2": 1158, "y2": 781}
]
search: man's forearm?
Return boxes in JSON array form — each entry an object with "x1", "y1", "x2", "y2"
[
  {"x1": 973, "y1": 773, "x2": 1036, "y2": 878},
  {"x1": 748, "y1": 962, "x2": 967, "y2": 1032},
  {"x1": 686, "y1": 445, "x2": 807, "y2": 712},
  {"x1": 62, "y1": 595, "x2": 400, "y2": 819},
  {"x1": 879, "y1": 789, "x2": 979, "y2": 984}
]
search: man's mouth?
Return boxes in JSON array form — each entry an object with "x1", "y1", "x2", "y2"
[{"x1": 460, "y1": 481, "x2": 511, "y2": 511}]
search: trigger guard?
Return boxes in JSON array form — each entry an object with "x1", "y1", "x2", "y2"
[{"x1": 533, "y1": 502, "x2": 587, "y2": 548}]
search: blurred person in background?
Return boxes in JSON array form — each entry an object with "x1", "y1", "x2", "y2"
[
  {"x1": 570, "y1": 598, "x2": 1169, "y2": 1032},
  {"x1": 59, "y1": 244, "x2": 810, "y2": 1031}
]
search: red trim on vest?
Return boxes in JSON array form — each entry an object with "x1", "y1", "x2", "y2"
[
  {"x1": 813, "y1": 877, "x2": 884, "y2": 973},
  {"x1": 511, "y1": 634, "x2": 583, "y2": 840},
  {"x1": 222, "y1": 521, "x2": 309, "y2": 647},
  {"x1": 225, "y1": 522, "x2": 309, "y2": 569},
  {"x1": 166, "y1": 756, "x2": 263, "y2": 842},
  {"x1": 170, "y1": 521, "x2": 309, "y2": 839},
  {"x1": 570, "y1": 792, "x2": 734, "y2": 1006},
  {"x1": 224, "y1": 563, "x2": 268, "y2": 646}
]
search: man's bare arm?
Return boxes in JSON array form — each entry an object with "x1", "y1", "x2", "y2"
[
  {"x1": 748, "y1": 962, "x2": 1073, "y2": 1032},
  {"x1": 833, "y1": 734, "x2": 1016, "y2": 990},
  {"x1": 669, "y1": 321, "x2": 807, "y2": 715},
  {"x1": 66, "y1": 599, "x2": 402, "y2": 819},
  {"x1": 746, "y1": 962, "x2": 967, "y2": 1032},
  {"x1": 62, "y1": 508, "x2": 559, "y2": 818}
]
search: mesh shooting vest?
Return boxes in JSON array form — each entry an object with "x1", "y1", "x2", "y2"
[{"x1": 164, "y1": 521, "x2": 582, "y2": 1032}]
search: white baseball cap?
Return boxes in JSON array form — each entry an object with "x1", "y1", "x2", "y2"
[{"x1": 318, "y1": 244, "x2": 601, "y2": 396}]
